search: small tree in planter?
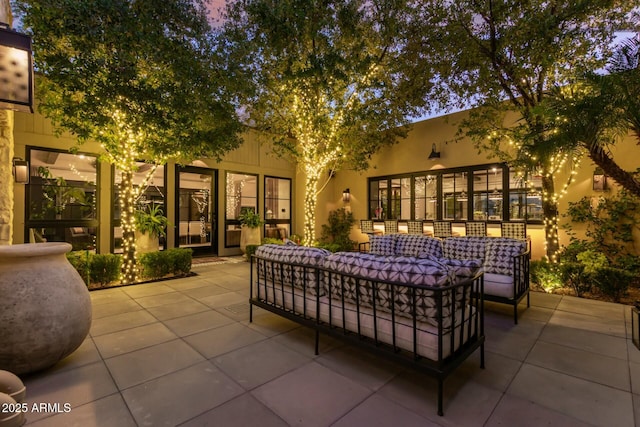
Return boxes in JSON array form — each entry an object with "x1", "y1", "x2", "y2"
[
  {"x1": 238, "y1": 210, "x2": 263, "y2": 254},
  {"x1": 318, "y1": 208, "x2": 356, "y2": 252},
  {"x1": 134, "y1": 205, "x2": 169, "y2": 254}
]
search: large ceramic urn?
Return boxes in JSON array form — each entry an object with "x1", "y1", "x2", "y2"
[
  {"x1": 0, "y1": 242, "x2": 92, "y2": 375},
  {"x1": 240, "y1": 225, "x2": 261, "y2": 254}
]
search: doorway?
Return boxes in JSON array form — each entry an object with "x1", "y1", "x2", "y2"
[{"x1": 176, "y1": 166, "x2": 217, "y2": 256}]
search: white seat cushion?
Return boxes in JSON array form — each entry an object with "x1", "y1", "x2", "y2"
[{"x1": 484, "y1": 273, "x2": 514, "y2": 299}]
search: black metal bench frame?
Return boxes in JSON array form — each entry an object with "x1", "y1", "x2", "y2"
[{"x1": 249, "y1": 255, "x2": 485, "y2": 416}]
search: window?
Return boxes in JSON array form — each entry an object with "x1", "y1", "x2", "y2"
[
  {"x1": 472, "y1": 167, "x2": 504, "y2": 221},
  {"x1": 368, "y1": 176, "x2": 411, "y2": 220},
  {"x1": 509, "y1": 170, "x2": 543, "y2": 221},
  {"x1": 225, "y1": 172, "x2": 258, "y2": 247},
  {"x1": 442, "y1": 172, "x2": 467, "y2": 220},
  {"x1": 264, "y1": 176, "x2": 291, "y2": 240},
  {"x1": 414, "y1": 175, "x2": 437, "y2": 220},
  {"x1": 26, "y1": 148, "x2": 98, "y2": 250}
]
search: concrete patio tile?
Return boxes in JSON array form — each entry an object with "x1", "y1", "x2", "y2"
[
  {"x1": 198, "y1": 290, "x2": 248, "y2": 310},
  {"x1": 122, "y1": 361, "x2": 244, "y2": 427},
  {"x1": 145, "y1": 298, "x2": 210, "y2": 321},
  {"x1": 241, "y1": 310, "x2": 301, "y2": 337},
  {"x1": 526, "y1": 341, "x2": 630, "y2": 391},
  {"x1": 177, "y1": 283, "x2": 230, "y2": 299},
  {"x1": 507, "y1": 363, "x2": 634, "y2": 427},
  {"x1": 164, "y1": 276, "x2": 218, "y2": 291},
  {"x1": 485, "y1": 394, "x2": 594, "y2": 427},
  {"x1": 315, "y1": 345, "x2": 404, "y2": 391},
  {"x1": 89, "y1": 288, "x2": 132, "y2": 306},
  {"x1": 548, "y1": 309, "x2": 626, "y2": 338},
  {"x1": 629, "y1": 361, "x2": 640, "y2": 395},
  {"x1": 452, "y1": 350, "x2": 521, "y2": 393},
  {"x1": 134, "y1": 291, "x2": 197, "y2": 309},
  {"x1": 22, "y1": 362, "x2": 118, "y2": 423},
  {"x1": 91, "y1": 298, "x2": 142, "y2": 320},
  {"x1": 557, "y1": 295, "x2": 626, "y2": 321},
  {"x1": 164, "y1": 309, "x2": 235, "y2": 337},
  {"x1": 178, "y1": 393, "x2": 288, "y2": 427},
  {"x1": 541, "y1": 323, "x2": 628, "y2": 359},
  {"x1": 105, "y1": 339, "x2": 205, "y2": 390},
  {"x1": 482, "y1": 325, "x2": 540, "y2": 361},
  {"x1": 46, "y1": 337, "x2": 102, "y2": 375},
  {"x1": 628, "y1": 339, "x2": 640, "y2": 364},
  {"x1": 252, "y1": 362, "x2": 372, "y2": 427},
  {"x1": 184, "y1": 322, "x2": 267, "y2": 359},
  {"x1": 93, "y1": 322, "x2": 177, "y2": 359},
  {"x1": 332, "y1": 394, "x2": 437, "y2": 427},
  {"x1": 27, "y1": 393, "x2": 136, "y2": 427},
  {"x1": 377, "y1": 369, "x2": 502, "y2": 426},
  {"x1": 90, "y1": 309, "x2": 157, "y2": 337},
  {"x1": 516, "y1": 305, "x2": 554, "y2": 324},
  {"x1": 529, "y1": 291, "x2": 562, "y2": 309},
  {"x1": 121, "y1": 283, "x2": 176, "y2": 298},
  {"x1": 272, "y1": 326, "x2": 344, "y2": 357},
  {"x1": 212, "y1": 340, "x2": 311, "y2": 390}
]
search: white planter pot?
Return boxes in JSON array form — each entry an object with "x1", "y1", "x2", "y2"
[
  {"x1": 0, "y1": 243, "x2": 92, "y2": 374},
  {"x1": 135, "y1": 231, "x2": 159, "y2": 254},
  {"x1": 240, "y1": 225, "x2": 261, "y2": 253}
]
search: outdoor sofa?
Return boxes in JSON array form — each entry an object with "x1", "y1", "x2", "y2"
[{"x1": 249, "y1": 243, "x2": 485, "y2": 416}]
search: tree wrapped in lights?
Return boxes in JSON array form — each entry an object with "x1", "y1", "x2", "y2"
[
  {"x1": 219, "y1": 0, "x2": 429, "y2": 245},
  {"x1": 17, "y1": 0, "x2": 243, "y2": 282},
  {"x1": 410, "y1": 0, "x2": 635, "y2": 260}
]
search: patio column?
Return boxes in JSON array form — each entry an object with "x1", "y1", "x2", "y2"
[{"x1": 0, "y1": 1, "x2": 14, "y2": 245}]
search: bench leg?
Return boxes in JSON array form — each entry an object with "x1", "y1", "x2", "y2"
[
  {"x1": 437, "y1": 378, "x2": 444, "y2": 416},
  {"x1": 315, "y1": 330, "x2": 320, "y2": 356},
  {"x1": 527, "y1": 292, "x2": 530, "y2": 307},
  {"x1": 480, "y1": 343, "x2": 485, "y2": 369},
  {"x1": 249, "y1": 303, "x2": 253, "y2": 323}
]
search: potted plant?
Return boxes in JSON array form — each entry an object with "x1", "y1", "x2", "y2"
[
  {"x1": 134, "y1": 204, "x2": 170, "y2": 253},
  {"x1": 238, "y1": 209, "x2": 263, "y2": 253}
]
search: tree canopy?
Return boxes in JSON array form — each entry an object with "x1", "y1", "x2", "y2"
[
  {"x1": 17, "y1": 0, "x2": 244, "y2": 281},
  {"x1": 218, "y1": 0, "x2": 431, "y2": 244},
  {"x1": 410, "y1": 0, "x2": 637, "y2": 259}
]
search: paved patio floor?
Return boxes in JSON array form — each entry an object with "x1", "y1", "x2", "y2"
[{"x1": 18, "y1": 260, "x2": 640, "y2": 426}]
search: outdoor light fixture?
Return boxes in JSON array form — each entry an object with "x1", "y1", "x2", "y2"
[
  {"x1": 342, "y1": 188, "x2": 351, "y2": 203},
  {"x1": 428, "y1": 143, "x2": 440, "y2": 160},
  {"x1": 12, "y1": 157, "x2": 29, "y2": 184},
  {"x1": 0, "y1": 24, "x2": 34, "y2": 113},
  {"x1": 593, "y1": 167, "x2": 607, "y2": 191}
]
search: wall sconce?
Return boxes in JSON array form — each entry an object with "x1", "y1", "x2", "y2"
[
  {"x1": 428, "y1": 143, "x2": 440, "y2": 160},
  {"x1": 0, "y1": 24, "x2": 34, "y2": 113},
  {"x1": 593, "y1": 167, "x2": 606, "y2": 191},
  {"x1": 12, "y1": 157, "x2": 29, "y2": 184},
  {"x1": 342, "y1": 188, "x2": 351, "y2": 203}
]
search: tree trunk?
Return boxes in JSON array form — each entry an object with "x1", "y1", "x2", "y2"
[
  {"x1": 0, "y1": 2, "x2": 14, "y2": 245},
  {"x1": 119, "y1": 170, "x2": 137, "y2": 283},
  {"x1": 588, "y1": 144, "x2": 640, "y2": 197},
  {"x1": 541, "y1": 175, "x2": 560, "y2": 261},
  {"x1": 302, "y1": 172, "x2": 321, "y2": 246}
]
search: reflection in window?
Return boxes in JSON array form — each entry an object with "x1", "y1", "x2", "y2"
[
  {"x1": 442, "y1": 172, "x2": 467, "y2": 220},
  {"x1": 264, "y1": 176, "x2": 291, "y2": 240},
  {"x1": 27, "y1": 149, "x2": 98, "y2": 250},
  {"x1": 414, "y1": 175, "x2": 437, "y2": 220},
  {"x1": 509, "y1": 170, "x2": 543, "y2": 220},
  {"x1": 225, "y1": 172, "x2": 258, "y2": 247},
  {"x1": 472, "y1": 168, "x2": 503, "y2": 220},
  {"x1": 178, "y1": 170, "x2": 213, "y2": 249}
]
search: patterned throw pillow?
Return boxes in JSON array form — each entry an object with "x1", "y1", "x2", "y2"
[
  {"x1": 443, "y1": 237, "x2": 487, "y2": 261},
  {"x1": 369, "y1": 235, "x2": 396, "y2": 256},
  {"x1": 484, "y1": 239, "x2": 526, "y2": 276},
  {"x1": 437, "y1": 258, "x2": 483, "y2": 282},
  {"x1": 395, "y1": 234, "x2": 444, "y2": 258}
]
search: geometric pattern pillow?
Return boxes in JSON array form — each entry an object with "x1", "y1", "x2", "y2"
[
  {"x1": 255, "y1": 244, "x2": 331, "y2": 295},
  {"x1": 436, "y1": 257, "x2": 484, "y2": 282},
  {"x1": 484, "y1": 239, "x2": 526, "y2": 276},
  {"x1": 443, "y1": 237, "x2": 487, "y2": 261},
  {"x1": 395, "y1": 234, "x2": 444, "y2": 258},
  {"x1": 369, "y1": 235, "x2": 396, "y2": 256}
]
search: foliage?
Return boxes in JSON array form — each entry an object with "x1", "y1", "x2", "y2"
[
  {"x1": 261, "y1": 238, "x2": 284, "y2": 245},
  {"x1": 319, "y1": 208, "x2": 356, "y2": 252},
  {"x1": 558, "y1": 262, "x2": 591, "y2": 297},
  {"x1": 590, "y1": 266, "x2": 633, "y2": 303},
  {"x1": 563, "y1": 190, "x2": 640, "y2": 267},
  {"x1": 135, "y1": 204, "x2": 170, "y2": 238},
  {"x1": 238, "y1": 210, "x2": 263, "y2": 228},
  {"x1": 245, "y1": 244, "x2": 260, "y2": 261},
  {"x1": 66, "y1": 251, "x2": 121, "y2": 287},
  {"x1": 138, "y1": 248, "x2": 192, "y2": 279},
  {"x1": 530, "y1": 260, "x2": 562, "y2": 293},
  {"x1": 409, "y1": 0, "x2": 636, "y2": 259},
  {"x1": 218, "y1": 0, "x2": 430, "y2": 244},
  {"x1": 36, "y1": 166, "x2": 92, "y2": 219},
  {"x1": 17, "y1": 0, "x2": 243, "y2": 283}
]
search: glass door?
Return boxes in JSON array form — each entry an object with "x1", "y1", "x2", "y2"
[{"x1": 176, "y1": 166, "x2": 217, "y2": 255}]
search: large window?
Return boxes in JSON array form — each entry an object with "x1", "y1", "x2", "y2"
[
  {"x1": 26, "y1": 148, "x2": 98, "y2": 250},
  {"x1": 264, "y1": 176, "x2": 291, "y2": 239},
  {"x1": 225, "y1": 172, "x2": 258, "y2": 247},
  {"x1": 367, "y1": 163, "x2": 542, "y2": 223}
]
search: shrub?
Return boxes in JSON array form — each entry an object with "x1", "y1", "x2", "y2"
[
  {"x1": 262, "y1": 237, "x2": 284, "y2": 245},
  {"x1": 166, "y1": 248, "x2": 192, "y2": 276},
  {"x1": 245, "y1": 244, "x2": 260, "y2": 261},
  {"x1": 558, "y1": 262, "x2": 590, "y2": 297},
  {"x1": 67, "y1": 251, "x2": 90, "y2": 285},
  {"x1": 530, "y1": 260, "x2": 562, "y2": 293},
  {"x1": 90, "y1": 254, "x2": 121, "y2": 286},
  {"x1": 319, "y1": 208, "x2": 356, "y2": 252},
  {"x1": 139, "y1": 251, "x2": 171, "y2": 279},
  {"x1": 591, "y1": 267, "x2": 634, "y2": 302}
]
